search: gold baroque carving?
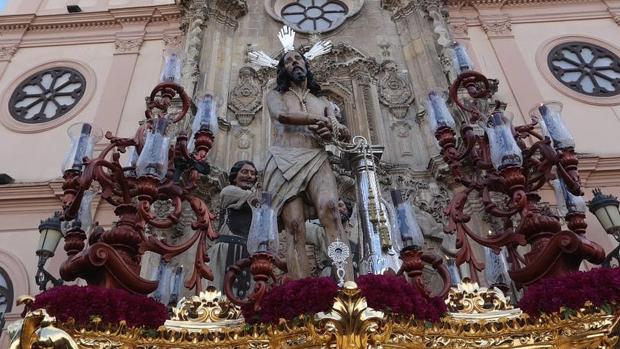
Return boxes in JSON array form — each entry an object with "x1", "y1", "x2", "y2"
[
  {"x1": 15, "y1": 282, "x2": 620, "y2": 348},
  {"x1": 170, "y1": 286, "x2": 243, "y2": 323},
  {"x1": 445, "y1": 278, "x2": 513, "y2": 314}
]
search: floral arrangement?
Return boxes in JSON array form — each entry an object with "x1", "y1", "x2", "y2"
[
  {"x1": 242, "y1": 277, "x2": 339, "y2": 324},
  {"x1": 242, "y1": 275, "x2": 447, "y2": 324},
  {"x1": 357, "y1": 274, "x2": 447, "y2": 322},
  {"x1": 518, "y1": 267, "x2": 620, "y2": 317},
  {"x1": 32, "y1": 285, "x2": 168, "y2": 329}
]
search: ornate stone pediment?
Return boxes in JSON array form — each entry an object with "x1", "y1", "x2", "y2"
[
  {"x1": 309, "y1": 43, "x2": 380, "y2": 82},
  {"x1": 228, "y1": 67, "x2": 263, "y2": 126}
]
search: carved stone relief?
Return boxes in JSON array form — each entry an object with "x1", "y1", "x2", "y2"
[
  {"x1": 0, "y1": 45, "x2": 18, "y2": 61},
  {"x1": 387, "y1": 169, "x2": 452, "y2": 225},
  {"x1": 114, "y1": 38, "x2": 144, "y2": 54},
  {"x1": 481, "y1": 17, "x2": 512, "y2": 37},
  {"x1": 233, "y1": 127, "x2": 255, "y2": 161},
  {"x1": 377, "y1": 60, "x2": 414, "y2": 119},
  {"x1": 228, "y1": 67, "x2": 263, "y2": 126},
  {"x1": 390, "y1": 121, "x2": 413, "y2": 156}
]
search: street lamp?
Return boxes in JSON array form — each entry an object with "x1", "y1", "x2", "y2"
[
  {"x1": 587, "y1": 188, "x2": 620, "y2": 267},
  {"x1": 36, "y1": 212, "x2": 64, "y2": 291}
]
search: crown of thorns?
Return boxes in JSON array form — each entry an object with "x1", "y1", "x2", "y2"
[{"x1": 247, "y1": 25, "x2": 332, "y2": 68}]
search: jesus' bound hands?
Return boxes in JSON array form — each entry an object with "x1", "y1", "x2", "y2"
[{"x1": 308, "y1": 108, "x2": 333, "y2": 141}]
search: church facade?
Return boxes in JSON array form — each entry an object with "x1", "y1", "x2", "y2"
[{"x1": 1, "y1": 0, "x2": 619, "y2": 344}]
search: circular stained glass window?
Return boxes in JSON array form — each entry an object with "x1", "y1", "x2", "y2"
[
  {"x1": 0, "y1": 268, "x2": 13, "y2": 337},
  {"x1": 282, "y1": 0, "x2": 348, "y2": 33},
  {"x1": 548, "y1": 42, "x2": 620, "y2": 97},
  {"x1": 8, "y1": 67, "x2": 86, "y2": 124}
]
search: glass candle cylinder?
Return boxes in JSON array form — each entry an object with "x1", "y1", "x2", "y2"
[
  {"x1": 136, "y1": 118, "x2": 170, "y2": 180},
  {"x1": 483, "y1": 246, "x2": 511, "y2": 289},
  {"x1": 390, "y1": 189, "x2": 425, "y2": 249},
  {"x1": 61, "y1": 190, "x2": 94, "y2": 233},
  {"x1": 191, "y1": 94, "x2": 218, "y2": 136},
  {"x1": 452, "y1": 42, "x2": 474, "y2": 73},
  {"x1": 247, "y1": 192, "x2": 279, "y2": 255},
  {"x1": 446, "y1": 257, "x2": 461, "y2": 286},
  {"x1": 532, "y1": 102, "x2": 575, "y2": 150},
  {"x1": 427, "y1": 89, "x2": 456, "y2": 132},
  {"x1": 123, "y1": 146, "x2": 139, "y2": 177},
  {"x1": 559, "y1": 178, "x2": 587, "y2": 213},
  {"x1": 61, "y1": 123, "x2": 103, "y2": 173},
  {"x1": 485, "y1": 111, "x2": 523, "y2": 170},
  {"x1": 160, "y1": 48, "x2": 184, "y2": 83}
]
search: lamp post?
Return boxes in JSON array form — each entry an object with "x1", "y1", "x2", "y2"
[
  {"x1": 36, "y1": 212, "x2": 64, "y2": 291},
  {"x1": 587, "y1": 188, "x2": 620, "y2": 267}
]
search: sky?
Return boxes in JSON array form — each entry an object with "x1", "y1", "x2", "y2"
[{"x1": 0, "y1": 0, "x2": 7, "y2": 12}]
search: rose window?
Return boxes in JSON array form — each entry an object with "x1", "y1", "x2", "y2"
[
  {"x1": 282, "y1": 0, "x2": 348, "y2": 33},
  {"x1": 0, "y1": 268, "x2": 12, "y2": 336},
  {"x1": 548, "y1": 42, "x2": 620, "y2": 97},
  {"x1": 9, "y1": 67, "x2": 86, "y2": 124}
]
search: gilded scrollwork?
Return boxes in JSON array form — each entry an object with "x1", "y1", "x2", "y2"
[
  {"x1": 445, "y1": 278, "x2": 515, "y2": 314},
  {"x1": 171, "y1": 286, "x2": 242, "y2": 322},
  {"x1": 18, "y1": 282, "x2": 620, "y2": 348}
]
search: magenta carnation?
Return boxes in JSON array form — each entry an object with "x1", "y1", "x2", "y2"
[
  {"x1": 242, "y1": 277, "x2": 339, "y2": 324},
  {"x1": 32, "y1": 285, "x2": 168, "y2": 329},
  {"x1": 242, "y1": 275, "x2": 447, "y2": 324},
  {"x1": 357, "y1": 274, "x2": 447, "y2": 322},
  {"x1": 518, "y1": 267, "x2": 620, "y2": 317}
]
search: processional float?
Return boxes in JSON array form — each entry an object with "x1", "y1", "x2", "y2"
[{"x1": 9, "y1": 26, "x2": 620, "y2": 349}]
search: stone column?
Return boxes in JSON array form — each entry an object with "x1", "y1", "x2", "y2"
[
  {"x1": 477, "y1": 11, "x2": 543, "y2": 123},
  {"x1": 93, "y1": 21, "x2": 147, "y2": 135},
  {"x1": 381, "y1": 0, "x2": 451, "y2": 167},
  {"x1": 193, "y1": 0, "x2": 248, "y2": 168},
  {"x1": 0, "y1": 24, "x2": 26, "y2": 79}
]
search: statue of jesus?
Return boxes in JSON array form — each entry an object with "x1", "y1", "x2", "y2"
[{"x1": 264, "y1": 50, "x2": 352, "y2": 279}]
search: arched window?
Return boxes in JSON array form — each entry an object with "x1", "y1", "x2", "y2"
[{"x1": 0, "y1": 267, "x2": 13, "y2": 335}]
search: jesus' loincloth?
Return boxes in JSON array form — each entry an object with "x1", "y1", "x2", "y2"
[{"x1": 262, "y1": 146, "x2": 328, "y2": 216}]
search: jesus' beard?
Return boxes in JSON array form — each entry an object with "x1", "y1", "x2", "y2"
[{"x1": 291, "y1": 68, "x2": 307, "y2": 82}]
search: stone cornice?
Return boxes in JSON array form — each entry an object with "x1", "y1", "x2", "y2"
[
  {"x1": 2, "y1": 155, "x2": 618, "y2": 213},
  {"x1": 448, "y1": 0, "x2": 601, "y2": 7},
  {"x1": 0, "y1": 4, "x2": 181, "y2": 33}
]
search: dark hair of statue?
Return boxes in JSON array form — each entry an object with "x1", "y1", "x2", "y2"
[
  {"x1": 275, "y1": 51, "x2": 321, "y2": 95},
  {"x1": 228, "y1": 160, "x2": 257, "y2": 185},
  {"x1": 341, "y1": 198, "x2": 354, "y2": 221}
]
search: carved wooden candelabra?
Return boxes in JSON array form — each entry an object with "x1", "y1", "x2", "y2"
[
  {"x1": 434, "y1": 70, "x2": 605, "y2": 286},
  {"x1": 60, "y1": 81, "x2": 220, "y2": 295}
]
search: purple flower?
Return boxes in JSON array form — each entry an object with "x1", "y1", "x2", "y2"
[
  {"x1": 32, "y1": 285, "x2": 168, "y2": 329},
  {"x1": 519, "y1": 268, "x2": 620, "y2": 317},
  {"x1": 242, "y1": 275, "x2": 447, "y2": 324}
]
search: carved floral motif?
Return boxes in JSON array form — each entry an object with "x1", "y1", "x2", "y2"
[
  {"x1": 114, "y1": 38, "x2": 143, "y2": 54},
  {"x1": 0, "y1": 45, "x2": 18, "y2": 60},
  {"x1": 481, "y1": 18, "x2": 512, "y2": 36}
]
